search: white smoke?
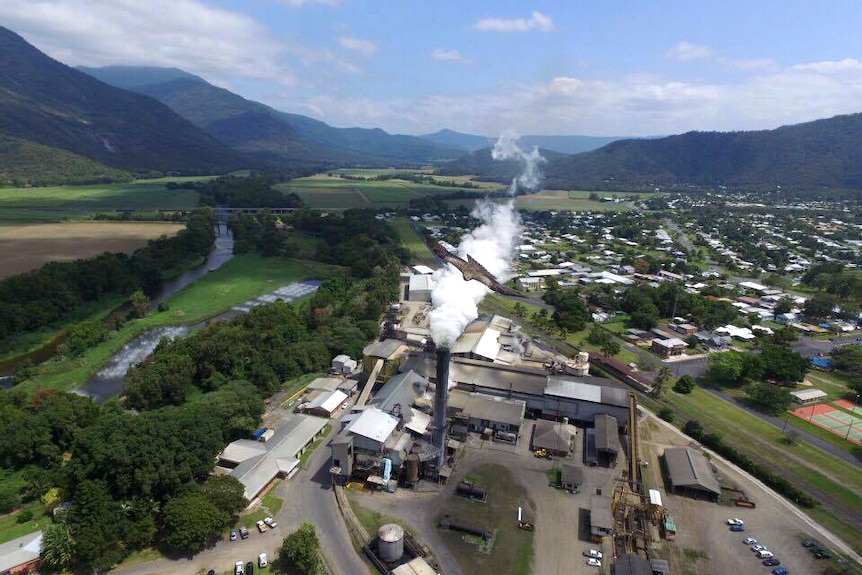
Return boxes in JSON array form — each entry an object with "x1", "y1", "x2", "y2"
[
  {"x1": 492, "y1": 130, "x2": 546, "y2": 193},
  {"x1": 429, "y1": 133, "x2": 545, "y2": 348}
]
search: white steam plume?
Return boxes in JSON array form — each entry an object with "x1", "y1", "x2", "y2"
[
  {"x1": 492, "y1": 130, "x2": 546, "y2": 193},
  {"x1": 429, "y1": 133, "x2": 545, "y2": 348}
]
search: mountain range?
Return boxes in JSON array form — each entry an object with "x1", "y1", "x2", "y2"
[
  {"x1": 0, "y1": 27, "x2": 245, "y2": 177},
  {"x1": 79, "y1": 66, "x2": 463, "y2": 167},
  {"x1": 418, "y1": 128, "x2": 626, "y2": 155}
]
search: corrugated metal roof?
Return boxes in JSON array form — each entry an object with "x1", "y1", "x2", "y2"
[
  {"x1": 594, "y1": 414, "x2": 618, "y2": 452},
  {"x1": 448, "y1": 391, "x2": 526, "y2": 426},
  {"x1": 347, "y1": 408, "x2": 399, "y2": 443},
  {"x1": 664, "y1": 447, "x2": 721, "y2": 496},
  {"x1": 474, "y1": 328, "x2": 501, "y2": 360},
  {"x1": 0, "y1": 531, "x2": 42, "y2": 573},
  {"x1": 590, "y1": 494, "x2": 613, "y2": 530},
  {"x1": 649, "y1": 489, "x2": 663, "y2": 506},
  {"x1": 545, "y1": 378, "x2": 601, "y2": 403},
  {"x1": 363, "y1": 339, "x2": 407, "y2": 360},
  {"x1": 308, "y1": 389, "x2": 347, "y2": 413}
]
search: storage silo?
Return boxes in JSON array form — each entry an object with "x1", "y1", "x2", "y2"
[{"x1": 377, "y1": 523, "x2": 405, "y2": 562}]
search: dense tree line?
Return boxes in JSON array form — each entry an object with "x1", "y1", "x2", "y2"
[
  {"x1": 182, "y1": 174, "x2": 302, "y2": 208},
  {"x1": 541, "y1": 287, "x2": 591, "y2": 332},
  {"x1": 0, "y1": 384, "x2": 259, "y2": 570},
  {"x1": 618, "y1": 283, "x2": 738, "y2": 330},
  {"x1": 0, "y1": 209, "x2": 216, "y2": 347},
  {"x1": 706, "y1": 345, "x2": 809, "y2": 387}
]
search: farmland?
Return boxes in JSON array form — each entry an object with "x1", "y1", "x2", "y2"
[
  {"x1": 0, "y1": 179, "x2": 204, "y2": 221},
  {"x1": 0, "y1": 222, "x2": 185, "y2": 279}
]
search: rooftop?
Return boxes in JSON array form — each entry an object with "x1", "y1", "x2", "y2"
[
  {"x1": 594, "y1": 413, "x2": 619, "y2": 453},
  {"x1": 0, "y1": 531, "x2": 41, "y2": 573},
  {"x1": 448, "y1": 391, "x2": 526, "y2": 427},
  {"x1": 664, "y1": 447, "x2": 721, "y2": 496},
  {"x1": 590, "y1": 494, "x2": 614, "y2": 530},
  {"x1": 347, "y1": 408, "x2": 400, "y2": 444}
]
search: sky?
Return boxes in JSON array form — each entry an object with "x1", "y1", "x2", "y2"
[{"x1": 3, "y1": 0, "x2": 862, "y2": 137}]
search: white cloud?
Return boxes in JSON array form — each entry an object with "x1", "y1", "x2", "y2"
[
  {"x1": 287, "y1": 59, "x2": 862, "y2": 137},
  {"x1": 0, "y1": 0, "x2": 294, "y2": 85},
  {"x1": 474, "y1": 11, "x2": 554, "y2": 33},
  {"x1": 338, "y1": 36, "x2": 378, "y2": 56},
  {"x1": 431, "y1": 48, "x2": 472, "y2": 63},
  {"x1": 666, "y1": 41, "x2": 714, "y2": 62}
]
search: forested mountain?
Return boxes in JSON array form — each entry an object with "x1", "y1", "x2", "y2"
[
  {"x1": 421, "y1": 128, "x2": 625, "y2": 155},
  {"x1": 0, "y1": 28, "x2": 246, "y2": 175},
  {"x1": 436, "y1": 146, "x2": 568, "y2": 184},
  {"x1": 542, "y1": 113, "x2": 862, "y2": 190},
  {"x1": 81, "y1": 66, "x2": 464, "y2": 167}
]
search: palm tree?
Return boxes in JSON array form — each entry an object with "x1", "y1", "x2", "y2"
[
  {"x1": 652, "y1": 366, "x2": 672, "y2": 398},
  {"x1": 42, "y1": 521, "x2": 74, "y2": 572}
]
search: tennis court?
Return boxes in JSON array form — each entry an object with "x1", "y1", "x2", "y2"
[{"x1": 790, "y1": 403, "x2": 862, "y2": 445}]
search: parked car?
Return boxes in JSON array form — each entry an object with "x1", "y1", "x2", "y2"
[
  {"x1": 208, "y1": 570, "x2": 216, "y2": 575},
  {"x1": 757, "y1": 550, "x2": 774, "y2": 559},
  {"x1": 802, "y1": 540, "x2": 818, "y2": 548},
  {"x1": 235, "y1": 561, "x2": 244, "y2": 575},
  {"x1": 752, "y1": 544, "x2": 767, "y2": 552},
  {"x1": 264, "y1": 516, "x2": 278, "y2": 528},
  {"x1": 246, "y1": 561, "x2": 254, "y2": 575},
  {"x1": 586, "y1": 558, "x2": 601, "y2": 567},
  {"x1": 230, "y1": 530, "x2": 238, "y2": 541},
  {"x1": 814, "y1": 549, "x2": 832, "y2": 559},
  {"x1": 771, "y1": 567, "x2": 789, "y2": 575},
  {"x1": 584, "y1": 549, "x2": 603, "y2": 559},
  {"x1": 259, "y1": 553, "x2": 268, "y2": 568},
  {"x1": 726, "y1": 517, "x2": 744, "y2": 526},
  {"x1": 239, "y1": 526, "x2": 249, "y2": 539},
  {"x1": 256, "y1": 520, "x2": 268, "y2": 533},
  {"x1": 763, "y1": 559, "x2": 781, "y2": 567},
  {"x1": 743, "y1": 537, "x2": 758, "y2": 546},
  {"x1": 730, "y1": 524, "x2": 745, "y2": 532}
]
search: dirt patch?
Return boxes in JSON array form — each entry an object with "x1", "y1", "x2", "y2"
[{"x1": 0, "y1": 223, "x2": 184, "y2": 279}]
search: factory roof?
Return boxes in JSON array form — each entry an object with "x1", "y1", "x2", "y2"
[
  {"x1": 533, "y1": 419, "x2": 572, "y2": 453},
  {"x1": 613, "y1": 554, "x2": 653, "y2": 575},
  {"x1": 594, "y1": 414, "x2": 619, "y2": 453},
  {"x1": 448, "y1": 391, "x2": 526, "y2": 427},
  {"x1": 306, "y1": 377, "x2": 343, "y2": 392},
  {"x1": 364, "y1": 339, "x2": 408, "y2": 360},
  {"x1": 546, "y1": 378, "x2": 630, "y2": 408},
  {"x1": 408, "y1": 274, "x2": 435, "y2": 292},
  {"x1": 412, "y1": 265, "x2": 435, "y2": 275},
  {"x1": 664, "y1": 447, "x2": 722, "y2": 496},
  {"x1": 347, "y1": 408, "x2": 400, "y2": 444},
  {"x1": 370, "y1": 370, "x2": 428, "y2": 412},
  {"x1": 560, "y1": 464, "x2": 584, "y2": 487},
  {"x1": 590, "y1": 494, "x2": 614, "y2": 530},
  {"x1": 307, "y1": 389, "x2": 348, "y2": 414},
  {"x1": 227, "y1": 415, "x2": 328, "y2": 500},
  {"x1": 391, "y1": 557, "x2": 438, "y2": 575},
  {"x1": 649, "y1": 489, "x2": 663, "y2": 507},
  {"x1": 404, "y1": 408, "x2": 431, "y2": 435}
]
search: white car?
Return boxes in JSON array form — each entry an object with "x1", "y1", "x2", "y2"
[
  {"x1": 264, "y1": 516, "x2": 278, "y2": 528},
  {"x1": 752, "y1": 544, "x2": 767, "y2": 552},
  {"x1": 743, "y1": 537, "x2": 758, "y2": 545},
  {"x1": 258, "y1": 553, "x2": 268, "y2": 568},
  {"x1": 586, "y1": 558, "x2": 602, "y2": 567},
  {"x1": 235, "y1": 561, "x2": 244, "y2": 575},
  {"x1": 727, "y1": 518, "x2": 745, "y2": 526},
  {"x1": 584, "y1": 549, "x2": 603, "y2": 559}
]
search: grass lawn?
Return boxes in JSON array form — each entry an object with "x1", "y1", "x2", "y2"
[
  {"x1": 390, "y1": 219, "x2": 437, "y2": 266},
  {"x1": 436, "y1": 464, "x2": 534, "y2": 575},
  {"x1": 16, "y1": 255, "x2": 323, "y2": 394},
  {"x1": 653, "y1": 387, "x2": 862, "y2": 552}
]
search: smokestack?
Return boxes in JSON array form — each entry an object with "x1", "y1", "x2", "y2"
[{"x1": 433, "y1": 348, "x2": 451, "y2": 468}]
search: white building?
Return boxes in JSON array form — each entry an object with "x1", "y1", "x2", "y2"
[{"x1": 408, "y1": 274, "x2": 435, "y2": 302}]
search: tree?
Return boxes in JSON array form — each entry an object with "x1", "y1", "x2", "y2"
[
  {"x1": 275, "y1": 521, "x2": 323, "y2": 575},
  {"x1": 683, "y1": 419, "x2": 704, "y2": 440},
  {"x1": 744, "y1": 383, "x2": 793, "y2": 416},
  {"x1": 707, "y1": 351, "x2": 750, "y2": 386},
  {"x1": 651, "y1": 367, "x2": 672, "y2": 398},
  {"x1": 161, "y1": 492, "x2": 228, "y2": 554},
  {"x1": 129, "y1": 290, "x2": 150, "y2": 319},
  {"x1": 601, "y1": 338, "x2": 621, "y2": 357},
  {"x1": 200, "y1": 475, "x2": 248, "y2": 517},
  {"x1": 832, "y1": 344, "x2": 862, "y2": 376},
  {"x1": 658, "y1": 407, "x2": 675, "y2": 422},
  {"x1": 673, "y1": 374, "x2": 695, "y2": 394},
  {"x1": 512, "y1": 302, "x2": 526, "y2": 317},
  {"x1": 42, "y1": 520, "x2": 75, "y2": 572},
  {"x1": 630, "y1": 302, "x2": 660, "y2": 330},
  {"x1": 760, "y1": 344, "x2": 809, "y2": 383},
  {"x1": 803, "y1": 292, "x2": 836, "y2": 321},
  {"x1": 774, "y1": 296, "x2": 794, "y2": 316}
]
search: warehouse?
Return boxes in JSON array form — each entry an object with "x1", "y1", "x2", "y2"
[
  {"x1": 664, "y1": 447, "x2": 721, "y2": 501},
  {"x1": 218, "y1": 415, "x2": 329, "y2": 502},
  {"x1": 367, "y1": 370, "x2": 432, "y2": 437},
  {"x1": 532, "y1": 418, "x2": 573, "y2": 456},
  {"x1": 400, "y1": 354, "x2": 630, "y2": 425},
  {"x1": 304, "y1": 389, "x2": 348, "y2": 418},
  {"x1": 590, "y1": 494, "x2": 614, "y2": 541},
  {"x1": 407, "y1": 274, "x2": 435, "y2": 302},
  {"x1": 594, "y1": 413, "x2": 620, "y2": 467}
]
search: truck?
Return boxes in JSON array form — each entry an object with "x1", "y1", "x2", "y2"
[{"x1": 256, "y1": 520, "x2": 268, "y2": 533}]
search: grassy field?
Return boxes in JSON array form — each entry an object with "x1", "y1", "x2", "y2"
[
  {"x1": 650, "y1": 387, "x2": 862, "y2": 552},
  {"x1": 16, "y1": 255, "x2": 322, "y2": 393},
  {"x1": 437, "y1": 464, "x2": 534, "y2": 575},
  {"x1": 515, "y1": 190, "x2": 635, "y2": 212},
  {"x1": 0, "y1": 222, "x2": 185, "y2": 279},
  {"x1": 390, "y1": 219, "x2": 437, "y2": 266}
]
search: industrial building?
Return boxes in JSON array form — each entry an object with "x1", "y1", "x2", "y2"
[
  {"x1": 590, "y1": 494, "x2": 614, "y2": 541},
  {"x1": 407, "y1": 274, "x2": 435, "y2": 302},
  {"x1": 367, "y1": 370, "x2": 432, "y2": 437},
  {"x1": 218, "y1": 415, "x2": 329, "y2": 502},
  {"x1": 447, "y1": 390, "x2": 526, "y2": 437},
  {"x1": 531, "y1": 419, "x2": 574, "y2": 456},
  {"x1": 664, "y1": 447, "x2": 722, "y2": 501},
  {"x1": 560, "y1": 464, "x2": 584, "y2": 492},
  {"x1": 594, "y1": 413, "x2": 620, "y2": 467},
  {"x1": 400, "y1": 354, "x2": 630, "y2": 426},
  {"x1": 303, "y1": 389, "x2": 348, "y2": 418},
  {"x1": 331, "y1": 354, "x2": 358, "y2": 374}
]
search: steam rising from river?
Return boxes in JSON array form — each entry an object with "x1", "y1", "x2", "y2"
[{"x1": 429, "y1": 133, "x2": 544, "y2": 348}]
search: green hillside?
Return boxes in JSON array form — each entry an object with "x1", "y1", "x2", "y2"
[
  {"x1": 0, "y1": 28, "x2": 247, "y2": 175},
  {"x1": 0, "y1": 135, "x2": 132, "y2": 186}
]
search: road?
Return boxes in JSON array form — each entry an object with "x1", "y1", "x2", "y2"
[{"x1": 112, "y1": 430, "x2": 369, "y2": 575}]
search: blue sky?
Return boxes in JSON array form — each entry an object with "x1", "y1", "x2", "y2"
[{"x1": 3, "y1": 0, "x2": 861, "y2": 136}]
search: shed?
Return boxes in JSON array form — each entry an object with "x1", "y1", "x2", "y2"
[
  {"x1": 532, "y1": 419, "x2": 572, "y2": 456},
  {"x1": 305, "y1": 389, "x2": 348, "y2": 417},
  {"x1": 560, "y1": 464, "x2": 584, "y2": 492},
  {"x1": 594, "y1": 413, "x2": 619, "y2": 467},
  {"x1": 664, "y1": 447, "x2": 721, "y2": 501},
  {"x1": 790, "y1": 388, "x2": 828, "y2": 404},
  {"x1": 332, "y1": 355, "x2": 358, "y2": 374},
  {"x1": 408, "y1": 274, "x2": 435, "y2": 302}
]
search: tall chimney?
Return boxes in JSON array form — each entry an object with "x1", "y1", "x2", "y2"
[{"x1": 433, "y1": 348, "x2": 451, "y2": 468}]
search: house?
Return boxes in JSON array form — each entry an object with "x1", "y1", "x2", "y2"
[
  {"x1": 694, "y1": 331, "x2": 731, "y2": 349},
  {"x1": 669, "y1": 323, "x2": 699, "y2": 336},
  {"x1": 651, "y1": 338, "x2": 688, "y2": 357},
  {"x1": 658, "y1": 270, "x2": 684, "y2": 282},
  {"x1": 0, "y1": 531, "x2": 42, "y2": 575}
]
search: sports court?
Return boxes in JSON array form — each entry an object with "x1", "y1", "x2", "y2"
[{"x1": 790, "y1": 403, "x2": 862, "y2": 445}]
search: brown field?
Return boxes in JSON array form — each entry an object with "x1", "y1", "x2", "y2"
[{"x1": 0, "y1": 223, "x2": 185, "y2": 279}]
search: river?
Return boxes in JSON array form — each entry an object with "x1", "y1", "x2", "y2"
[{"x1": 74, "y1": 280, "x2": 321, "y2": 403}]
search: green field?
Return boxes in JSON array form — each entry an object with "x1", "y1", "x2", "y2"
[
  {"x1": 16, "y1": 255, "x2": 322, "y2": 393},
  {"x1": 390, "y1": 219, "x2": 437, "y2": 265},
  {"x1": 649, "y1": 387, "x2": 862, "y2": 552},
  {"x1": 0, "y1": 178, "x2": 208, "y2": 221}
]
